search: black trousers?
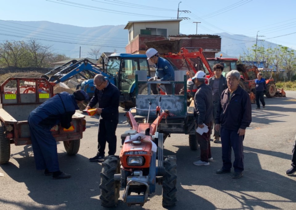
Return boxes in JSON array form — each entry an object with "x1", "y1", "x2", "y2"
[
  {"x1": 255, "y1": 91, "x2": 265, "y2": 108},
  {"x1": 196, "y1": 123, "x2": 212, "y2": 162},
  {"x1": 98, "y1": 118, "x2": 118, "y2": 156},
  {"x1": 291, "y1": 141, "x2": 296, "y2": 167},
  {"x1": 212, "y1": 101, "x2": 220, "y2": 138}
]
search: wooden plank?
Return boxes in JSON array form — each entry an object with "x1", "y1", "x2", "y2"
[{"x1": 0, "y1": 108, "x2": 17, "y2": 123}]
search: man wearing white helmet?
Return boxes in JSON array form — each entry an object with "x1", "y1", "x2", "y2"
[
  {"x1": 191, "y1": 70, "x2": 213, "y2": 166},
  {"x1": 146, "y1": 48, "x2": 175, "y2": 94}
]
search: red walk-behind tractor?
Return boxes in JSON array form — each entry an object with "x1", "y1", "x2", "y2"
[{"x1": 99, "y1": 98, "x2": 177, "y2": 208}]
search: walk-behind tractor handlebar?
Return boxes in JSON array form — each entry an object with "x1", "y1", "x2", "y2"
[{"x1": 99, "y1": 96, "x2": 177, "y2": 208}]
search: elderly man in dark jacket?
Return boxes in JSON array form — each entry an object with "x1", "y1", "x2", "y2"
[
  {"x1": 192, "y1": 71, "x2": 214, "y2": 166},
  {"x1": 208, "y1": 63, "x2": 227, "y2": 143},
  {"x1": 215, "y1": 70, "x2": 252, "y2": 179},
  {"x1": 87, "y1": 74, "x2": 120, "y2": 162}
]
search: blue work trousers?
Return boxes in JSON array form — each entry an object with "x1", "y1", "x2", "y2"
[
  {"x1": 221, "y1": 127, "x2": 244, "y2": 172},
  {"x1": 29, "y1": 119, "x2": 59, "y2": 172}
]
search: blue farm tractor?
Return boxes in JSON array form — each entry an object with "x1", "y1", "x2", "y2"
[
  {"x1": 43, "y1": 54, "x2": 153, "y2": 109},
  {"x1": 80, "y1": 53, "x2": 153, "y2": 108}
]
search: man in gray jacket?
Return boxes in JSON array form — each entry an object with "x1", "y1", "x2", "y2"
[
  {"x1": 208, "y1": 63, "x2": 227, "y2": 143},
  {"x1": 192, "y1": 71, "x2": 214, "y2": 166}
]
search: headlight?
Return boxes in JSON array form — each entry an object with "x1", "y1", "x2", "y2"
[{"x1": 127, "y1": 156, "x2": 144, "y2": 166}]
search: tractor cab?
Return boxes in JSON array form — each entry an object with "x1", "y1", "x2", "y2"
[
  {"x1": 103, "y1": 53, "x2": 152, "y2": 108},
  {"x1": 207, "y1": 57, "x2": 238, "y2": 77}
]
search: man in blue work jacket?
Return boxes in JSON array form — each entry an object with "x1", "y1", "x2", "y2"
[
  {"x1": 28, "y1": 90, "x2": 88, "y2": 179},
  {"x1": 87, "y1": 74, "x2": 120, "y2": 162},
  {"x1": 215, "y1": 70, "x2": 252, "y2": 179},
  {"x1": 255, "y1": 72, "x2": 266, "y2": 109},
  {"x1": 146, "y1": 48, "x2": 175, "y2": 94}
]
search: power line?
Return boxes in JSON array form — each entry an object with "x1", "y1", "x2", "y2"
[
  {"x1": 202, "y1": 0, "x2": 252, "y2": 19},
  {"x1": 266, "y1": 31, "x2": 296, "y2": 39},
  {"x1": 0, "y1": 32, "x2": 126, "y2": 48},
  {"x1": 46, "y1": 0, "x2": 173, "y2": 18},
  {"x1": 91, "y1": 0, "x2": 175, "y2": 12},
  {"x1": 0, "y1": 25, "x2": 127, "y2": 45},
  {"x1": 0, "y1": 19, "x2": 127, "y2": 40}
]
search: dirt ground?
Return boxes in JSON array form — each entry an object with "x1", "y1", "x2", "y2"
[{"x1": 0, "y1": 72, "x2": 43, "y2": 84}]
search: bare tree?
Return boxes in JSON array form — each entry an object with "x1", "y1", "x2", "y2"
[
  {"x1": 27, "y1": 40, "x2": 51, "y2": 67},
  {"x1": 88, "y1": 48, "x2": 101, "y2": 59}
]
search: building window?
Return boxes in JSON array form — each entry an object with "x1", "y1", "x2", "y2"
[
  {"x1": 141, "y1": 28, "x2": 167, "y2": 37},
  {"x1": 129, "y1": 29, "x2": 132, "y2": 42}
]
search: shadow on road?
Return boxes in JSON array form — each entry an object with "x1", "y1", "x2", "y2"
[
  {"x1": 167, "y1": 144, "x2": 296, "y2": 210},
  {"x1": 1, "y1": 145, "x2": 104, "y2": 209},
  {"x1": 231, "y1": 95, "x2": 296, "y2": 125}
]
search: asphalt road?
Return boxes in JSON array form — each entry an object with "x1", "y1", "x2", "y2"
[{"x1": 1, "y1": 92, "x2": 296, "y2": 210}]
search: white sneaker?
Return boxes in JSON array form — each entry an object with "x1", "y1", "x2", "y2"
[
  {"x1": 208, "y1": 157, "x2": 214, "y2": 161},
  {"x1": 193, "y1": 160, "x2": 210, "y2": 166}
]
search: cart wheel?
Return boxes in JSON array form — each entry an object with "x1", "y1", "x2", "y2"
[
  {"x1": 63, "y1": 140, "x2": 80, "y2": 156},
  {"x1": 0, "y1": 122, "x2": 11, "y2": 165},
  {"x1": 100, "y1": 156, "x2": 120, "y2": 207},
  {"x1": 162, "y1": 155, "x2": 177, "y2": 208},
  {"x1": 189, "y1": 134, "x2": 198, "y2": 151}
]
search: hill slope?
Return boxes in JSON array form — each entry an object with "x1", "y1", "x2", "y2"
[{"x1": 0, "y1": 20, "x2": 290, "y2": 58}]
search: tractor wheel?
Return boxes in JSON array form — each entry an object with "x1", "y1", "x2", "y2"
[
  {"x1": 138, "y1": 84, "x2": 149, "y2": 95},
  {"x1": 189, "y1": 134, "x2": 198, "y2": 151},
  {"x1": 63, "y1": 140, "x2": 80, "y2": 156},
  {"x1": 100, "y1": 156, "x2": 121, "y2": 208},
  {"x1": 265, "y1": 82, "x2": 277, "y2": 98},
  {"x1": 0, "y1": 122, "x2": 11, "y2": 165},
  {"x1": 162, "y1": 155, "x2": 177, "y2": 208}
]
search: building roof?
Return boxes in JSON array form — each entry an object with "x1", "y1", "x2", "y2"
[{"x1": 124, "y1": 19, "x2": 182, "y2": 29}]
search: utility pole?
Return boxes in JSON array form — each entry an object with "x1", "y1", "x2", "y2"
[
  {"x1": 255, "y1": 31, "x2": 265, "y2": 63},
  {"x1": 79, "y1": 46, "x2": 81, "y2": 58},
  {"x1": 177, "y1": 1, "x2": 181, "y2": 19},
  {"x1": 177, "y1": 1, "x2": 190, "y2": 20},
  {"x1": 193, "y1": 22, "x2": 201, "y2": 34}
]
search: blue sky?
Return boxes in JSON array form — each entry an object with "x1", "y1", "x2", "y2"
[{"x1": 1, "y1": 0, "x2": 296, "y2": 49}]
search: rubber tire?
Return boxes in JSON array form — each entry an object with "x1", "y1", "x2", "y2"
[
  {"x1": 138, "y1": 83, "x2": 149, "y2": 95},
  {"x1": 189, "y1": 134, "x2": 198, "y2": 151},
  {"x1": 0, "y1": 122, "x2": 11, "y2": 165},
  {"x1": 162, "y1": 155, "x2": 177, "y2": 208},
  {"x1": 100, "y1": 156, "x2": 121, "y2": 208},
  {"x1": 265, "y1": 82, "x2": 277, "y2": 98},
  {"x1": 63, "y1": 140, "x2": 80, "y2": 156}
]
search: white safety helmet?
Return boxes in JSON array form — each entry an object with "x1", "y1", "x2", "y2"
[
  {"x1": 146, "y1": 48, "x2": 158, "y2": 60},
  {"x1": 192, "y1": 70, "x2": 206, "y2": 80}
]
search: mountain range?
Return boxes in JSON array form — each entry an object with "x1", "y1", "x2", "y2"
[{"x1": 0, "y1": 20, "x2": 287, "y2": 59}]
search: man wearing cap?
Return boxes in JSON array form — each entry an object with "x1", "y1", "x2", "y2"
[
  {"x1": 208, "y1": 63, "x2": 227, "y2": 143},
  {"x1": 87, "y1": 74, "x2": 120, "y2": 162},
  {"x1": 192, "y1": 71, "x2": 214, "y2": 166},
  {"x1": 146, "y1": 48, "x2": 175, "y2": 94},
  {"x1": 28, "y1": 90, "x2": 88, "y2": 179},
  {"x1": 215, "y1": 70, "x2": 252, "y2": 179},
  {"x1": 255, "y1": 72, "x2": 266, "y2": 109}
]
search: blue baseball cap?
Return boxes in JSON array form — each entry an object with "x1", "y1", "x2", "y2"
[{"x1": 73, "y1": 90, "x2": 89, "y2": 101}]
